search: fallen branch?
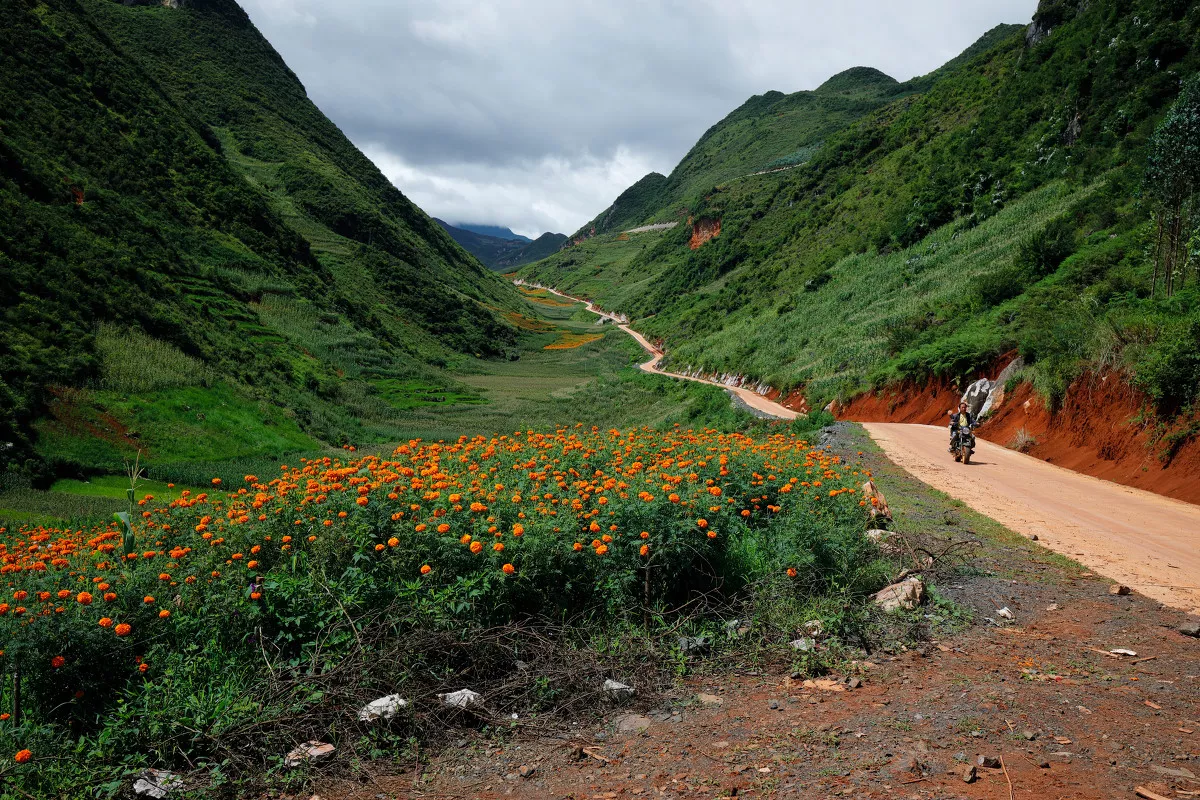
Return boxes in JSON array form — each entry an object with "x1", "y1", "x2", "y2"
[{"x1": 1000, "y1": 755, "x2": 1014, "y2": 800}]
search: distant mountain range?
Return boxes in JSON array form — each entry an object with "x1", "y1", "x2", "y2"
[{"x1": 436, "y1": 219, "x2": 567, "y2": 271}]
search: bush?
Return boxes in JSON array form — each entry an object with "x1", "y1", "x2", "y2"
[
  {"x1": 1131, "y1": 320, "x2": 1200, "y2": 413},
  {"x1": 0, "y1": 427, "x2": 883, "y2": 792}
]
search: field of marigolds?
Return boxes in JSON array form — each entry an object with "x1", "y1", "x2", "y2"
[{"x1": 0, "y1": 425, "x2": 888, "y2": 795}]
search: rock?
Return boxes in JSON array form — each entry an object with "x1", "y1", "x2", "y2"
[
  {"x1": 439, "y1": 688, "x2": 484, "y2": 711},
  {"x1": 1151, "y1": 765, "x2": 1197, "y2": 780},
  {"x1": 357, "y1": 694, "x2": 408, "y2": 722},
  {"x1": 1109, "y1": 584, "x2": 1131, "y2": 596},
  {"x1": 861, "y1": 480, "x2": 892, "y2": 522},
  {"x1": 614, "y1": 714, "x2": 652, "y2": 733},
  {"x1": 962, "y1": 765, "x2": 977, "y2": 783},
  {"x1": 996, "y1": 607, "x2": 1014, "y2": 620},
  {"x1": 894, "y1": 754, "x2": 923, "y2": 776},
  {"x1": 845, "y1": 676, "x2": 863, "y2": 690},
  {"x1": 977, "y1": 755, "x2": 1001, "y2": 769},
  {"x1": 1023, "y1": 729, "x2": 1037, "y2": 741},
  {"x1": 980, "y1": 356, "x2": 1024, "y2": 417},
  {"x1": 790, "y1": 637, "x2": 815, "y2": 652},
  {"x1": 284, "y1": 741, "x2": 335, "y2": 768},
  {"x1": 961, "y1": 378, "x2": 992, "y2": 417},
  {"x1": 768, "y1": 699, "x2": 780, "y2": 710},
  {"x1": 1109, "y1": 648, "x2": 1137, "y2": 657},
  {"x1": 133, "y1": 769, "x2": 182, "y2": 799},
  {"x1": 518, "y1": 764, "x2": 536, "y2": 779},
  {"x1": 872, "y1": 577, "x2": 925, "y2": 612},
  {"x1": 1179, "y1": 620, "x2": 1200, "y2": 637},
  {"x1": 1046, "y1": 603, "x2": 1059, "y2": 611},
  {"x1": 696, "y1": 693, "x2": 723, "y2": 707},
  {"x1": 1038, "y1": 760, "x2": 1050, "y2": 769},
  {"x1": 603, "y1": 679, "x2": 635, "y2": 702},
  {"x1": 678, "y1": 635, "x2": 710, "y2": 655},
  {"x1": 865, "y1": 529, "x2": 900, "y2": 554}
]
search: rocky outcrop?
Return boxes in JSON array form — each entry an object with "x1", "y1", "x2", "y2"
[{"x1": 689, "y1": 217, "x2": 721, "y2": 250}]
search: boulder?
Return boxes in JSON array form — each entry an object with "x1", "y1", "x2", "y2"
[
  {"x1": 1179, "y1": 620, "x2": 1200, "y2": 638},
  {"x1": 861, "y1": 480, "x2": 892, "y2": 522},
  {"x1": 603, "y1": 679, "x2": 635, "y2": 702},
  {"x1": 284, "y1": 741, "x2": 335, "y2": 769},
  {"x1": 615, "y1": 713, "x2": 652, "y2": 733},
  {"x1": 960, "y1": 378, "x2": 992, "y2": 417},
  {"x1": 980, "y1": 356, "x2": 1025, "y2": 417},
  {"x1": 439, "y1": 688, "x2": 484, "y2": 711},
  {"x1": 133, "y1": 769, "x2": 182, "y2": 799},
  {"x1": 357, "y1": 694, "x2": 408, "y2": 722},
  {"x1": 872, "y1": 577, "x2": 925, "y2": 612}
]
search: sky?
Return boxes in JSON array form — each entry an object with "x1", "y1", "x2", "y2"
[{"x1": 240, "y1": 0, "x2": 1040, "y2": 238}]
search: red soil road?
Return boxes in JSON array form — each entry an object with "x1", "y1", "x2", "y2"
[
  {"x1": 839, "y1": 373, "x2": 1200, "y2": 506},
  {"x1": 864, "y1": 422, "x2": 1200, "y2": 614}
]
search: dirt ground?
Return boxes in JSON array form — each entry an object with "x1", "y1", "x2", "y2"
[{"x1": 307, "y1": 425, "x2": 1200, "y2": 800}]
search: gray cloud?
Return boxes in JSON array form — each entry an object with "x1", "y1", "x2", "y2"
[{"x1": 241, "y1": 0, "x2": 1040, "y2": 236}]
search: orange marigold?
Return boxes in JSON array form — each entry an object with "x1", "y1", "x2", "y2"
[
  {"x1": 114, "y1": 623, "x2": 132, "y2": 637},
  {"x1": 51, "y1": 656, "x2": 65, "y2": 669},
  {"x1": 419, "y1": 564, "x2": 432, "y2": 575},
  {"x1": 76, "y1": 592, "x2": 93, "y2": 605},
  {"x1": 501, "y1": 563, "x2": 515, "y2": 575},
  {"x1": 14, "y1": 749, "x2": 31, "y2": 764},
  {"x1": 98, "y1": 617, "x2": 114, "y2": 628}
]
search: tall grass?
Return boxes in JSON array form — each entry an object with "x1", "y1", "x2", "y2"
[{"x1": 95, "y1": 324, "x2": 211, "y2": 394}]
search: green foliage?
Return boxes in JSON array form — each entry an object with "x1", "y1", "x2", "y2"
[
  {"x1": 1131, "y1": 316, "x2": 1200, "y2": 412},
  {"x1": 523, "y1": 1, "x2": 1200, "y2": 413},
  {"x1": 0, "y1": 0, "x2": 519, "y2": 476}
]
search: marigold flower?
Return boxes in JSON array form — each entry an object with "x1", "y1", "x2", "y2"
[
  {"x1": 250, "y1": 591, "x2": 262, "y2": 600},
  {"x1": 512, "y1": 524, "x2": 524, "y2": 536},
  {"x1": 57, "y1": 590, "x2": 70, "y2": 599},
  {"x1": 76, "y1": 592, "x2": 93, "y2": 605},
  {"x1": 98, "y1": 617, "x2": 114, "y2": 628},
  {"x1": 573, "y1": 542, "x2": 583, "y2": 552},
  {"x1": 501, "y1": 563, "x2": 515, "y2": 574},
  {"x1": 696, "y1": 518, "x2": 708, "y2": 529},
  {"x1": 492, "y1": 542, "x2": 504, "y2": 552},
  {"x1": 356, "y1": 497, "x2": 368, "y2": 507},
  {"x1": 420, "y1": 564, "x2": 431, "y2": 575},
  {"x1": 104, "y1": 592, "x2": 117, "y2": 602},
  {"x1": 707, "y1": 531, "x2": 717, "y2": 539},
  {"x1": 639, "y1": 544, "x2": 649, "y2": 556},
  {"x1": 786, "y1": 567, "x2": 798, "y2": 578},
  {"x1": 115, "y1": 623, "x2": 132, "y2": 636},
  {"x1": 51, "y1": 656, "x2": 65, "y2": 669},
  {"x1": 374, "y1": 543, "x2": 385, "y2": 552},
  {"x1": 595, "y1": 544, "x2": 609, "y2": 555},
  {"x1": 0, "y1": 713, "x2": 9, "y2": 721},
  {"x1": 640, "y1": 531, "x2": 650, "y2": 539},
  {"x1": 139, "y1": 662, "x2": 149, "y2": 673},
  {"x1": 469, "y1": 541, "x2": 484, "y2": 554},
  {"x1": 211, "y1": 478, "x2": 221, "y2": 485},
  {"x1": 438, "y1": 523, "x2": 451, "y2": 534},
  {"x1": 12, "y1": 591, "x2": 26, "y2": 601},
  {"x1": 158, "y1": 610, "x2": 170, "y2": 619},
  {"x1": 247, "y1": 560, "x2": 259, "y2": 569},
  {"x1": 14, "y1": 749, "x2": 31, "y2": 764}
]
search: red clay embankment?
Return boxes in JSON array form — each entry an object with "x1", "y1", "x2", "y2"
[{"x1": 841, "y1": 374, "x2": 1200, "y2": 505}]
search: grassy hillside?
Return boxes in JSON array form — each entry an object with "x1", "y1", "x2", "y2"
[
  {"x1": 524, "y1": 1, "x2": 1200, "y2": 414},
  {"x1": 0, "y1": 0, "x2": 521, "y2": 481}
]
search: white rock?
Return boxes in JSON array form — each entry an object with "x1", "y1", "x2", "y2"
[
  {"x1": 1109, "y1": 648, "x2": 1137, "y2": 657},
  {"x1": 996, "y1": 607, "x2": 1014, "y2": 620},
  {"x1": 133, "y1": 769, "x2": 182, "y2": 799},
  {"x1": 439, "y1": 689, "x2": 484, "y2": 710},
  {"x1": 872, "y1": 577, "x2": 925, "y2": 612},
  {"x1": 604, "y1": 678, "x2": 635, "y2": 701},
  {"x1": 284, "y1": 741, "x2": 335, "y2": 768},
  {"x1": 357, "y1": 694, "x2": 408, "y2": 722}
]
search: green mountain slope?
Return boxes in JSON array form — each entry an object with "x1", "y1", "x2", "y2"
[
  {"x1": 436, "y1": 219, "x2": 566, "y2": 270},
  {"x1": 0, "y1": 0, "x2": 519, "y2": 478},
  {"x1": 523, "y1": 1, "x2": 1200, "y2": 413}
]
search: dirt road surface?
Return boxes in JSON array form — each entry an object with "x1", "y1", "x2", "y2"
[
  {"x1": 864, "y1": 422, "x2": 1200, "y2": 614},
  {"x1": 520, "y1": 282, "x2": 798, "y2": 420}
]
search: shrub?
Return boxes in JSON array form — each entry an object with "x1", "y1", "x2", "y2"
[
  {"x1": 0, "y1": 427, "x2": 883, "y2": 790},
  {"x1": 1131, "y1": 320, "x2": 1200, "y2": 413}
]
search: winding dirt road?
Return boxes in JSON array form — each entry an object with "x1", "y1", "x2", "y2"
[
  {"x1": 865, "y1": 423, "x2": 1200, "y2": 613},
  {"x1": 518, "y1": 281, "x2": 1200, "y2": 611},
  {"x1": 518, "y1": 282, "x2": 797, "y2": 420}
]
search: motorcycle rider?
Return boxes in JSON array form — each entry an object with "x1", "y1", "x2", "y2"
[{"x1": 948, "y1": 401, "x2": 975, "y2": 453}]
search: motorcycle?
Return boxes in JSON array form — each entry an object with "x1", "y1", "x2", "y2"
[{"x1": 950, "y1": 423, "x2": 976, "y2": 464}]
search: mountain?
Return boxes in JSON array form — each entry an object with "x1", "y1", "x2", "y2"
[
  {"x1": 0, "y1": 0, "x2": 521, "y2": 477},
  {"x1": 437, "y1": 219, "x2": 567, "y2": 270},
  {"x1": 522, "y1": 1, "x2": 1200, "y2": 422},
  {"x1": 454, "y1": 223, "x2": 531, "y2": 242}
]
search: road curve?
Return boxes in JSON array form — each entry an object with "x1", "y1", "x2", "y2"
[
  {"x1": 864, "y1": 423, "x2": 1200, "y2": 613},
  {"x1": 519, "y1": 282, "x2": 798, "y2": 420}
]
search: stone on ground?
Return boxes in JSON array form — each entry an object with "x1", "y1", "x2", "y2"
[
  {"x1": 603, "y1": 679, "x2": 635, "y2": 702},
  {"x1": 284, "y1": 741, "x2": 335, "y2": 769},
  {"x1": 872, "y1": 576, "x2": 925, "y2": 611}
]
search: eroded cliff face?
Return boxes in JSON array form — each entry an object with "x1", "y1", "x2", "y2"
[{"x1": 688, "y1": 217, "x2": 721, "y2": 250}]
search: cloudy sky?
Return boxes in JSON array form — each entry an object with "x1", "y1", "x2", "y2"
[{"x1": 240, "y1": 0, "x2": 1039, "y2": 237}]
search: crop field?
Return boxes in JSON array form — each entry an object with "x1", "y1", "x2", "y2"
[{"x1": 2, "y1": 425, "x2": 883, "y2": 793}]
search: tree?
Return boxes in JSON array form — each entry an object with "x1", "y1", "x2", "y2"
[{"x1": 1144, "y1": 76, "x2": 1200, "y2": 297}]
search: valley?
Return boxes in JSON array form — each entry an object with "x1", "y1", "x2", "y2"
[{"x1": 1, "y1": 0, "x2": 1199, "y2": 798}]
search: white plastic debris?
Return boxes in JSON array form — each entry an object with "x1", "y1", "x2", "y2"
[
  {"x1": 284, "y1": 741, "x2": 335, "y2": 768},
  {"x1": 603, "y1": 678, "x2": 635, "y2": 701},
  {"x1": 996, "y1": 607, "x2": 1014, "y2": 620},
  {"x1": 133, "y1": 769, "x2": 182, "y2": 799},
  {"x1": 1109, "y1": 648, "x2": 1137, "y2": 657},
  {"x1": 357, "y1": 694, "x2": 408, "y2": 722},
  {"x1": 439, "y1": 688, "x2": 484, "y2": 710}
]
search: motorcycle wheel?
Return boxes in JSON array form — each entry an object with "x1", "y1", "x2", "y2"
[{"x1": 961, "y1": 445, "x2": 971, "y2": 465}]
